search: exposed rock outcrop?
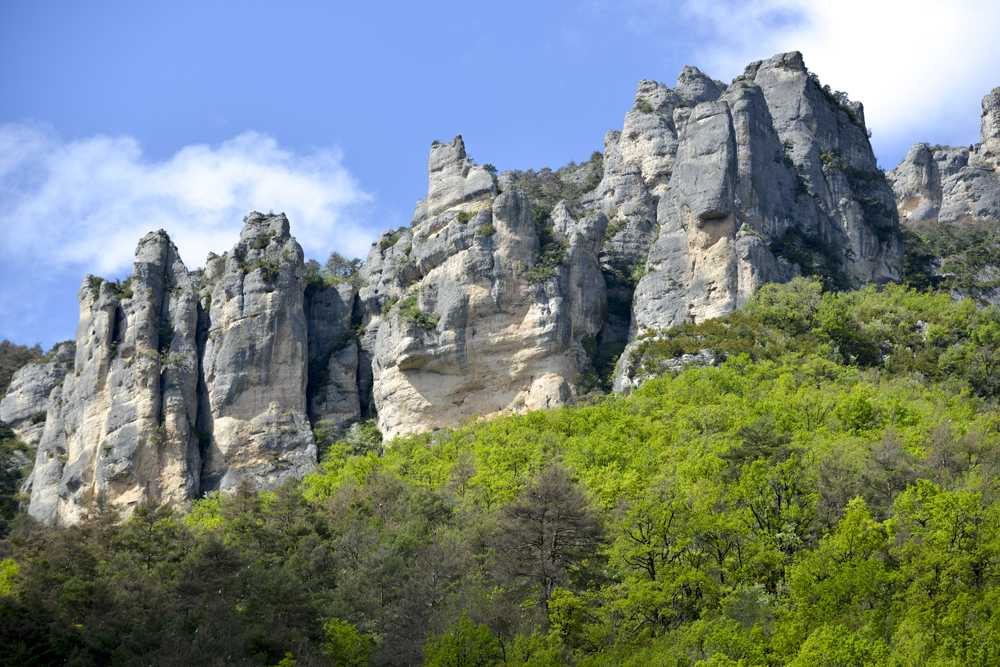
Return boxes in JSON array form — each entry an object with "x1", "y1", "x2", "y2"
[
  {"x1": 306, "y1": 281, "x2": 361, "y2": 436},
  {"x1": 888, "y1": 87, "x2": 1000, "y2": 224},
  {"x1": 198, "y1": 213, "x2": 317, "y2": 493},
  {"x1": 0, "y1": 344, "x2": 73, "y2": 447},
  {"x1": 356, "y1": 137, "x2": 607, "y2": 439},
  {"x1": 590, "y1": 53, "x2": 902, "y2": 390},
  {"x1": 18, "y1": 52, "x2": 912, "y2": 523},
  {"x1": 25, "y1": 232, "x2": 203, "y2": 524},
  {"x1": 24, "y1": 217, "x2": 317, "y2": 525}
]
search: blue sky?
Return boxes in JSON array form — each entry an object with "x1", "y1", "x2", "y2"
[{"x1": 2, "y1": 0, "x2": 999, "y2": 348}]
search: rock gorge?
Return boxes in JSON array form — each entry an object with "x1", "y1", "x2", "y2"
[{"x1": 9, "y1": 51, "x2": 997, "y2": 525}]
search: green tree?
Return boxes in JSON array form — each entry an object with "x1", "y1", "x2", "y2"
[{"x1": 423, "y1": 613, "x2": 501, "y2": 667}]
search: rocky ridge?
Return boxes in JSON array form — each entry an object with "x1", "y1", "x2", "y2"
[
  {"x1": 888, "y1": 87, "x2": 1000, "y2": 225},
  {"x1": 3, "y1": 51, "x2": 910, "y2": 524}
]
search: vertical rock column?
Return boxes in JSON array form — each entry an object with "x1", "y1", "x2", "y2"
[
  {"x1": 199, "y1": 213, "x2": 316, "y2": 492},
  {"x1": 26, "y1": 231, "x2": 202, "y2": 524}
]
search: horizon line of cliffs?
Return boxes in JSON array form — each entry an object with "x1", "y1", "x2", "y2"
[{"x1": 3, "y1": 51, "x2": 999, "y2": 525}]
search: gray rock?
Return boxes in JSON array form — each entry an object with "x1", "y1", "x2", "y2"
[
  {"x1": 619, "y1": 52, "x2": 901, "y2": 389},
  {"x1": 367, "y1": 148, "x2": 607, "y2": 438},
  {"x1": 908, "y1": 200, "x2": 940, "y2": 222},
  {"x1": 412, "y1": 136, "x2": 498, "y2": 223},
  {"x1": 890, "y1": 88, "x2": 1000, "y2": 225},
  {"x1": 939, "y1": 167, "x2": 1000, "y2": 223},
  {"x1": 0, "y1": 344, "x2": 72, "y2": 446},
  {"x1": 674, "y1": 65, "x2": 724, "y2": 105},
  {"x1": 306, "y1": 281, "x2": 361, "y2": 435},
  {"x1": 199, "y1": 213, "x2": 317, "y2": 493},
  {"x1": 27, "y1": 231, "x2": 203, "y2": 524},
  {"x1": 980, "y1": 87, "x2": 1000, "y2": 168}
]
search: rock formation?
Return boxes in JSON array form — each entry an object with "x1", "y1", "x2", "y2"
[
  {"x1": 197, "y1": 214, "x2": 317, "y2": 493},
  {"x1": 0, "y1": 344, "x2": 73, "y2": 448},
  {"x1": 355, "y1": 137, "x2": 607, "y2": 439},
  {"x1": 888, "y1": 87, "x2": 1000, "y2": 224},
  {"x1": 577, "y1": 53, "x2": 902, "y2": 389},
  {"x1": 11, "y1": 217, "x2": 317, "y2": 525},
  {"x1": 5, "y1": 51, "x2": 911, "y2": 524}
]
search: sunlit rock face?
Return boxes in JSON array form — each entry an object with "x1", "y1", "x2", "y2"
[
  {"x1": 888, "y1": 87, "x2": 1000, "y2": 225},
  {"x1": 25, "y1": 231, "x2": 204, "y2": 525},
  {"x1": 198, "y1": 213, "x2": 317, "y2": 494},
  {"x1": 358, "y1": 137, "x2": 607, "y2": 440},
  {"x1": 20, "y1": 52, "x2": 913, "y2": 523},
  {"x1": 23, "y1": 217, "x2": 317, "y2": 525}
]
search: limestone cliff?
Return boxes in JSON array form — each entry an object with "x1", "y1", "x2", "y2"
[
  {"x1": 15, "y1": 217, "x2": 317, "y2": 525},
  {"x1": 198, "y1": 213, "x2": 317, "y2": 493},
  {"x1": 9, "y1": 51, "x2": 911, "y2": 523},
  {"x1": 23, "y1": 232, "x2": 204, "y2": 524},
  {"x1": 355, "y1": 136, "x2": 607, "y2": 440},
  {"x1": 888, "y1": 87, "x2": 1000, "y2": 224},
  {"x1": 578, "y1": 53, "x2": 902, "y2": 390}
]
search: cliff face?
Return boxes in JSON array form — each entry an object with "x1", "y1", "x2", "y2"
[
  {"x1": 23, "y1": 231, "x2": 204, "y2": 525},
  {"x1": 11, "y1": 218, "x2": 317, "y2": 525},
  {"x1": 355, "y1": 137, "x2": 607, "y2": 440},
  {"x1": 198, "y1": 214, "x2": 317, "y2": 493},
  {"x1": 888, "y1": 87, "x2": 1000, "y2": 224},
  {"x1": 3, "y1": 51, "x2": 909, "y2": 524}
]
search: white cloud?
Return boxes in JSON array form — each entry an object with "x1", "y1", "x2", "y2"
[
  {"x1": 620, "y1": 0, "x2": 1000, "y2": 163},
  {"x1": 0, "y1": 123, "x2": 376, "y2": 278}
]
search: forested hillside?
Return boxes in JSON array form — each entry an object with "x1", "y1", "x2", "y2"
[{"x1": 3, "y1": 278, "x2": 1000, "y2": 666}]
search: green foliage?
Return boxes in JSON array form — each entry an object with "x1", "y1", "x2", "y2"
[
  {"x1": 508, "y1": 151, "x2": 604, "y2": 214},
  {"x1": 903, "y1": 218, "x2": 1000, "y2": 295},
  {"x1": 112, "y1": 275, "x2": 133, "y2": 300},
  {"x1": 457, "y1": 210, "x2": 475, "y2": 224},
  {"x1": 380, "y1": 295, "x2": 399, "y2": 317},
  {"x1": 476, "y1": 223, "x2": 496, "y2": 236},
  {"x1": 88, "y1": 274, "x2": 104, "y2": 300},
  {"x1": 637, "y1": 100, "x2": 654, "y2": 114},
  {"x1": 398, "y1": 291, "x2": 439, "y2": 329},
  {"x1": 0, "y1": 339, "x2": 42, "y2": 397},
  {"x1": 0, "y1": 421, "x2": 31, "y2": 536},
  {"x1": 324, "y1": 617, "x2": 374, "y2": 666},
  {"x1": 252, "y1": 230, "x2": 277, "y2": 250},
  {"x1": 424, "y1": 613, "x2": 501, "y2": 667},
  {"x1": 0, "y1": 558, "x2": 18, "y2": 595},
  {"x1": 305, "y1": 252, "x2": 365, "y2": 297},
  {"x1": 524, "y1": 203, "x2": 568, "y2": 283},
  {"x1": 379, "y1": 226, "x2": 408, "y2": 251},
  {"x1": 12, "y1": 279, "x2": 1000, "y2": 665},
  {"x1": 769, "y1": 228, "x2": 847, "y2": 288},
  {"x1": 604, "y1": 217, "x2": 626, "y2": 239}
]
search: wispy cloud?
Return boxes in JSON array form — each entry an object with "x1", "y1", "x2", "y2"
[{"x1": 0, "y1": 123, "x2": 376, "y2": 276}]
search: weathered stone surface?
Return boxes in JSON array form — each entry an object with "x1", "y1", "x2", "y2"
[
  {"x1": 631, "y1": 53, "x2": 900, "y2": 338},
  {"x1": 939, "y1": 167, "x2": 1000, "y2": 223},
  {"x1": 0, "y1": 345, "x2": 72, "y2": 446},
  {"x1": 26, "y1": 231, "x2": 203, "y2": 524},
  {"x1": 889, "y1": 88, "x2": 1000, "y2": 224},
  {"x1": 886, "y1": 143, "x2": 969, "y2": 218},
  {"x1": 199, "y1": 213, "x2": 317, "y2": 493},
  {"x1": 306, "y1": 281, "x2": 361, "y2": 435},
  {"x1": 981, "y1": 87, "x2": 1000, "y2": 168},
  {"x1": 362, "y1": 140, "x2": 607, "y2": 439},
  {"x1": 412, "y1": 136, "x2": 498, "y2": 223}
]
